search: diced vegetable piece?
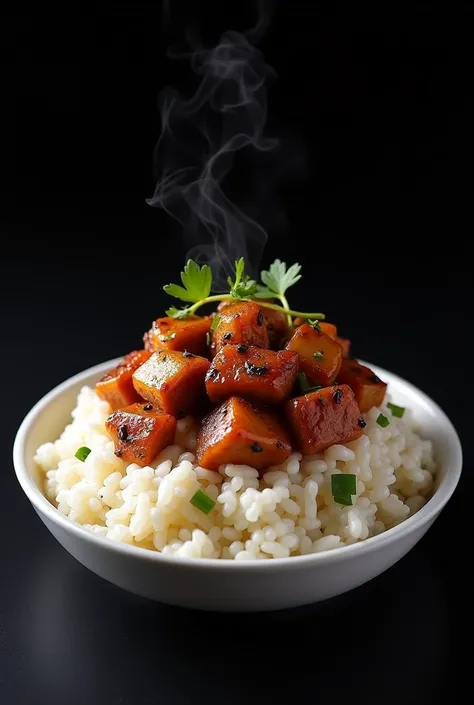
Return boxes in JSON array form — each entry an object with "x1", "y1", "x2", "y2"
[
  {"x1": 132, "y1": 350, "x2": 210, "y2": 417},
  {"x1": 211, "y1": 301, "x2": 269, "y2": 357},
  {"x1": 319, "y1": 322, "x2": 338, "y2": 339},
  {"x1": 96, "y1": 350, "x2": 152, "y2": 410},
  {"x1": 143, "y1": 316, "x2": 211, "y2": 356},
  {"x1": 205, "y1": 345, "x2": 299, "y2": 405},
  {"x1": 376, "y1": 413, "x2": 390, "y2": 428},
  {"x1": 335, "y1": 336, "x2": 351, "y2": 359},
  {"x1": 331, "y1": 474, "x2": 357, "y2": 506},
  {"x1": 217, "y1": 299, "x2": 287, "y2": 349},
  {"x1": 106, "y1": 402, "x2": 176, "y2": 466},
  {"x1": 337, "y1": 359, "x2": 387, "y2": 412},
  {"x1": 285, "y1": 384, "x2": 364, "y2": 454},
  {"x1": 285, "y1": 323, "x2": 342, "y2": 386},
  {"x1": 196, "y1": 396, "x2": 292, "y2": 471}
]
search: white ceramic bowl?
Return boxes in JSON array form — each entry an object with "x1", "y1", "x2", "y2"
[{"x1": 13, "y1": 358, "x2": 462, "y2": 612}]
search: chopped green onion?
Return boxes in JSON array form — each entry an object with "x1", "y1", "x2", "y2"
[
  {"x1": 376, "y1": 413, "x2": 390, "y2": 428},
  {"x1": 331, "y1": 474, "x2": 356, "y2": 506},
  {"x1": 206, "y1": 331, "x2": 211, "y2": 346},
  {"x1": 387, "y1": 402, "x2": 405, "y2": 418},
  {"x1": 297, "y1": 371, "x2": 322, "y2": 394},
  {"x1": 211, "y1": 314, "x2": 220, "y2": 331},
  {"x1": 75, "y1": 446, "x2": 91, "y2": 462},
  {"x1": 308, "y1": 319, "x2": 321, "y2": 332},
  {"x1": 190, "y1": 489, "x2": 216, "y2": 515},
  {"x1": 333, "y1": 495, "x2": 353, "y2": 506},
  {"x1": 313, "y1": 350, "x2": 324, "y2": 361},
  {"x1": 331, "y1": 474, "x2": 357, "y2": 497}
]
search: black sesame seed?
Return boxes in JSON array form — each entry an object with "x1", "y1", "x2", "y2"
[
  {"x1": 333, "y1": 388, "x2": 344, "y2": 404},
  {"x1": 223, "y1": 332, "x2": 232, "y2": 340},
  {"x1": 183, "y1": 350, "x2": 194, "y2": 357},
  {"x1": 237, "y1": 344, "x2": 248, "y2": 353},
  {"x1": 319, "y1": 396, "x2": 326, "y2": 406},
  {"x1": 143, "y1": 403, "x2": 153, "y2": 411},
  {"x1": 257, "y1": 309, "x2": 264, "y2": 325},
  {"x1": 250, "y1": 442, "x2": 263, "y2": 453},
  {"x1": 118, "y1": 425, "x2": 128, "y2": 441},
  {"x1": 358, "y1": 417, "x2": 367, "y2": 428},
  {"x1": 244, "y1": 361, "x2": 269, "y2": 376}
]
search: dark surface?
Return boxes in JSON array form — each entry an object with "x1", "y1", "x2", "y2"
[{"x1": 1, "y1": 2, "x2": 472, "y2": 704}]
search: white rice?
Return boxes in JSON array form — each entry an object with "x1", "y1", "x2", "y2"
[{"x1": 35, "y1": 386, "x2": 436, "y2": 560}]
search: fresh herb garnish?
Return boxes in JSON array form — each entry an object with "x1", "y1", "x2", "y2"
[
  {"x1": 297, "y1": 371, "x2": 322, "y2": 394},
  {"x1": 254, "y1": 259, "x2": 302, "y2": 326},
  {"x1": 75, "y1": 446, "x2": 91, "y2": 462},
  {"x1": 159, "y1": 332, "x2": 176, "y2": 343},
  {"x1": 211, "y1": 314, "x2": 220, "y2": 331},
  {"x1": 206, "y1": 332, "x2": 211, "y2": 346},
  {"x1": 190, "y1": 489, "x2": 216, "y2": 515},
  {"x1": 308, "y1": 320, "x2": 322, "y2": 332},
  {"x1": 376, "y1": 413, "x2": 390, "y2": 428},
  {"x1": 387, "y1": 402, "x2": 405, "y2": 418},
  {"x1": 331, "y1": 474, "x2": 357, "y2": 506},
  {"x1": 163, "y1": 258, "x2": 325, "y2": 322},
  {"x1": 313, "y1": 350, "x2": 324, "y2": 361},
  {"x1": 164, "y1": 259, "x2": 212, "y2": 304},
  {"x1": 333, "y1": 388, "x2": 343, "y2": 404},
  {"x1": 227, "y1": 257, "x2": 258, "y2": 299}
]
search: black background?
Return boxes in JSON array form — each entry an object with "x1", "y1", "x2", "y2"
[{"x1": 1, "y1": 2, "x2": 472, "y2": 704}]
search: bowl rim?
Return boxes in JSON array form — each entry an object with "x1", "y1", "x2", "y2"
[{"x1": 13, "y1": 357, "x2": 463, "y2": 571}]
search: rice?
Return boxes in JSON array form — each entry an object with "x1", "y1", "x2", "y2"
[{"x1": 35, "y1": 386, "x2": 436, "y2": 560}]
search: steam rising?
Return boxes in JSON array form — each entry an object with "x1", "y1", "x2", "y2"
[{"x1": 147, "y1": 7, "x2": 276, "y2": 290}]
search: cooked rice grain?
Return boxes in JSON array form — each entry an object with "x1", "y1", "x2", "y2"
[{"x1": 35, "y1": 386, "x2": 436, "y2": 560}]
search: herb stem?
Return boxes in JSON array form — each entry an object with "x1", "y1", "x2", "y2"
[
  {"x1": 185, "y1": 295, "x2": 325, "y2": 321},
  {"x1": 278, "y1": 293, "x2": 292, "y2": 327}
]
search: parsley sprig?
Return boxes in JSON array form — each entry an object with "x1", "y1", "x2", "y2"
[{"x1": 163, "y1": 258, "x2": 325, "y2": 322}]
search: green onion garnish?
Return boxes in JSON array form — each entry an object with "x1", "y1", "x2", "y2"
[
  {"x1": 376, "y1": 413, "x2": 390, "y2": 428},
  {"x1": 206, "y1": 332, "x2": 211, "y2": 346},
  {"x1": 297, "y1": 371, "x2": 322, "y2": 394},
  {"x1": 333, "y1": 495, "x2": 353, "y2": 507},
  {"x1": 308, "y1": 319, "x2": 322, "y2": 332},
  {"x1": 387, "y1": 402, "x2": 405, "y2": 418},
  {"x1": 75, "y1": 446, "x2": 91, "y2": 462},
  {"x1": 313, "y1": 350, "x2": 324, "y2": 361},
  {"x1": 211, "y1": 314, "x2": 220, "y2": 331},
  {"x1": 190, "y1": 489, "x2": 216, "y2": 515},
  {"x1": 331, "y1": 474, "x2": 357, "y2": 506}
]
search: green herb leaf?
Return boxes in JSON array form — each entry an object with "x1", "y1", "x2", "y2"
[
  {"x1": 164, "y1": 259, "x2": 212, "y2": 303},
  {"x1": 313, "y1": 350, "x2": 324, "y2": 361},
  {"x1": 387, "y1": 402, "x2": 405, "y2": 418},
  {"x1": 166, "y1": 305, "x2": 192, "y2": 319},
  {"x1": 308, "y1": 319, "x2": 322, "y2": 332},
  {"x1": 297, "y1": 372, "x2": 322, "y2": 394},
  {"x1": 206, "y1": 331, "x2": 211, "y2": 346},
  {"x1": 75, "y1": 446, "x2": 91, "y2": 462},
  {"x1": 227, "y1": 258, "x2": 258, "y2": 299},
  {"x1": 211, "y1": 314, "x2": 220, "y2": 331},
  {"x1": 159, "y1": 333, "x2": 176, "y2": 342},
  {"x1": 259, "y1": 259, "x2": 302, "y2": 296},
  {"x1": 190, "y1": 489, "x2": 216, "y2": 515},
  {"x1": 376, "y1": 413, "x2": 390, "y2": 428},
  {"x1": 331, "y1": 474, "x2": 356, "y2": 506}
]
